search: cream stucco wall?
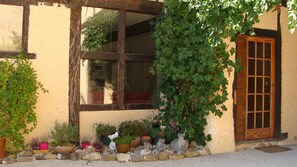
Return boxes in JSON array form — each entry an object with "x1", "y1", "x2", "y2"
[
  {"x1": 280, "y1": 7, "x2": 297, "y2": 145},
  {"x1": 24, "y1": 4, "x2": 70, "y2": 142}
]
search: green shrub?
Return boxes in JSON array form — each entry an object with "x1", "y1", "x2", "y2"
[
  {"x1": 50, "y1": 121, "x2": 79, "y2": 147},
  {"x1": 118, "y1": 120, "x2": 142, "y2": 137},
  {"x1": 113, "y1": 136, "x2": 133, "y2": 144}
]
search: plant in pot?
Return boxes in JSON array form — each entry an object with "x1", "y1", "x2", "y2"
[
  {"x1": 39, "y1": 136, "x2": 49, "y2": 151},
  {"x1": 139, "y1": 119, "x2": 153, "y2": 145},
  {"x1": 28, "y1": 137, "x2": 40, "y2": 151},
  {"x1": 50, "y1": 121, "x2": 79, "y2": 154},
  {"x1": 113, "y1": 135, "x2": 133, "y2": 153},
  {"x1": 80, "y1": 138, "x2": 91, "y2": 150},
  {"x1": 0, "y1": 56, "x2": 47, "y2": 157},
  {"x1": 93, "y1": 123, "x2": 116, "y2": 146},
  {"x1": 118, "y1": 120, "x2": 143, "y2": 147}
]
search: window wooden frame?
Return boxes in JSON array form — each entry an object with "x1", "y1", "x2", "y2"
[
  {"x1": 0, "y1": 2, "x2": 36, "y2": 59},
  {"x1": 80, "y1": 5, "x2": 160, "y2": 111}
]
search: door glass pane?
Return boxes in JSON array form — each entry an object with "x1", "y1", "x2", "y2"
[
  {"x1": 264, "y1": 95, "x2": 270, "y2": 110},
  {"x1": 265, "y1": 43, "x2": 271, "y2": 59},
  {"x1": 256, "y1": 78, "x2": 263, "y2": 93},
  {"x1": 248, "y1": 59, "x2": 255, "y2": 75},
  {"x1": 256, "y1": 95, "x2": 263, "y2": 111},
  {"x1": 248, "y1": 95, "x2": 254, "y2": 111},
  {"x1": 264, "y1": 78, "x2": 270, "y2": 93},
  {"x1": 257, "y1": 60, "x2": 263, "y2": 76},
  {"x1": 264, "y1": 112, "x2": 270, "y2": 128},
  {"x1": 248, "y1": 77, "x2": 255, "y2": 93},
  {"x1": 0, "y1": 5, "x2": 23, "y2": 52},
  {"x1": 248, "y1": 41, "x2": 255, "y2": 58},
  {"x1": 256, "y1": 112, "x2": 262, "y2": 128},
  {"x1": 265, "y1": 60, "x2": 271, "y2": 76},
  {"x1": 81, "y1": 7, "x2": 118, "y2": 52},
  {"x1": 257, "y1": 42, "x2": 263, "y2": 58},
  {"x1": 80, "y1": 60, "x2": 117, "y2": 105},
  {"x1": 126, "y1": 12, "x2": 155, "y2": 54},
  {"x1": 248, "y1": 113, "x2": 254, "y2": 129}
]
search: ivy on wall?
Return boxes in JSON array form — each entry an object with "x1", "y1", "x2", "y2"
[{"x1": 153, "y1": 0, "x2": 296, "y2": 146}]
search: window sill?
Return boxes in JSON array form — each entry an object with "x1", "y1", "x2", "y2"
[
  {"x1": 80, "y1": 103, "x2": 153, "y2": 111},
  {"x1": 0, "y1": 51, "x2": 36, "y2": 59}
]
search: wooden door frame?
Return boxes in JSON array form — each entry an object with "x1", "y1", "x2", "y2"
[{"x1": 233, "y1": 27, "x2": 286, "y2": 141}]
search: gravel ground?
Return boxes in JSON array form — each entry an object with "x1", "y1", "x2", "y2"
[{"x1": 3, "y1": 144, "x2": 297, "y2": 167}]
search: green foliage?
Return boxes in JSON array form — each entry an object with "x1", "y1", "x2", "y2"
[
  {"x1": 287, "y1": 0, "x2": 297, "y2": 33},
  {"x1": 94, "y1": 123, "x2": 116, "y2": 139},
  {"x1": 50, "y1": 121, "x2": 79, "y2": 147},
  {"x1": 82, "y1": 10, "x2": 117, "y2": 51},
  {"x1": 113, "y1": 136, "x2": 133, "y2": 144},
  {"x1": 139, "y1": 120, "x2": 153, "y2": 136},
  {"x1": 118, "y1": 120, "x2": 143, "y2": 138},
  {"x1": 0, "y1": 55, "x2": 46, "y2": 151},
  {"x1": 153, "y1": 0, "x2": 296, "y2": 146}
]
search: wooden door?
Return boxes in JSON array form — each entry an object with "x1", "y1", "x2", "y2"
[{"x1": 235, "y1": 35, "x2": 275, "y2": 141}]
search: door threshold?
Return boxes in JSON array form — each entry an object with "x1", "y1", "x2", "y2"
[{"x1": 235, "y1": 138, "x2": 286, "y2": 151}]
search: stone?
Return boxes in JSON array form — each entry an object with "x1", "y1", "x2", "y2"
[
  {"x1": 85, "y1": 146, "x2": 96, "y2": 153},
  {"x1": 33, "y1": 152, "x2": 46, "y2": 160},
  {"x1": 6, "y1": 154, "x2": 16, "y2": 158},
  {"x1": 57, "y1": 153, "x2": 70, "y2": 160},
  {"x1": 102, "y1": 154, "x2": 116, "y2": 161},
  {"x1": 169, "y1": 154, "x2": 185, "y2": 160},
  {"x1": 144, "y1": 154, "x2": 158, "y2": 162},
  {"x1": 197, "y1": 147, "x2": 210, "y2": 156},
  {"x1": 116, "y1": 153, "x2": 130, "y2": 162},
  {"x1": 158, "y1": 151, "x2": 169, "y2": 161},
  {"x1": 82, "y1": 152, "x2": 101, "y2": 161},
  {"x1": 130, "y1": 154, "x2": 144, "y2": 162},
  {"x1": 2, "y1": 158, "x2": 16, "y2": 165},
  {"x1": 140, "y1": 149, "x2": 151, "y2": 156},
  {"x1": 189, "y1": 141, "x2": 198, "y2": 149},
  {"x1": 17, "y1": 150, "x2": 33, "y2": 157},
  {"x1": 155, "y1": 138, "x2": 168, "y2": 151},
  {"x1": 143, "y1": 142, "x2": 152, "y2": 150},
  {"x1": 184, "y1": 150, "x2": 199, "y2": 158},
  {"x1": 16, "y1": 156, "x2": 35, "y2": 162},
  {"x1": 70, "y1": 152, "x2": 81, "y2": 161},
  {"x1": 44, "y1": 153, "x2": 57, "y2": 160},
  {"x1": 170, "y1": 133, "x2": 189, "y2": 154}
]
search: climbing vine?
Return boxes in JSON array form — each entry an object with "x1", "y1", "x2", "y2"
[{"x1": 153, "y1": 0, "x2": 296, "y2": 146}]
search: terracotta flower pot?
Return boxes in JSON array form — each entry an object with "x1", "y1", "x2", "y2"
[
  {"x1": 116, "y1": 143, "x2": 131, "y2": 153},
  {"x1": 81, "y1": 142, "x2": 90, "y2": 150},
  {"x1": 0, "y1": 138, "x2": 6, "y2": 158},
  {"x1": 53, "y1": 145, "x2": 75, "y2": 154}
]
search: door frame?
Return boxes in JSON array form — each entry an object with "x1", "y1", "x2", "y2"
[{"x1": 233, "y1": 28, "x2": 283, "y2": 141}]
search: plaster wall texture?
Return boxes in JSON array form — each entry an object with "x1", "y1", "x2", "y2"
[
  {"x1": 24, "y1": 4, "x2": 70, "y2": 142},
  {"x1": 280, "y1": 7, "x2": 297, "y2": 145}
]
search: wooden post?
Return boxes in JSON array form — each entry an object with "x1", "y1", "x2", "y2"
[{"x1": 69, "y1": 6, "x2": 81, "y2": 128}]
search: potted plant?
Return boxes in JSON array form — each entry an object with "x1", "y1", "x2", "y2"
[
  {"x1": 39, "y1": 136, "x2": 49, "y2": 151},
  {"x1": 28, "y1": 137, "x2": 40, "y2": 151},
  {"x1": 50, "y1": 121, "x2": 79, "y2": 154},
  {"x1": 139, "y1": 120, "x2": 153, "y2": 144},
  {"x1": 0, "y1": 56, "x2": 47, "y2": 157},
  {"x1": 118, "y1": 120, "x2": 142, "y2": 147},
  {"x1": 93, "y1": 123, "x2": 116, "y2": 146},
  {"x1": 113, "y1": 135, "x2": 133, "y2": 153},
  {"x1": 80, "y1": 138, "x2": 90, "y2": 150}
]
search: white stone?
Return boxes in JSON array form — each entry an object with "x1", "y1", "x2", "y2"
[{"x1": 116, "y1": 153, "x2": 131, "y2": 162}]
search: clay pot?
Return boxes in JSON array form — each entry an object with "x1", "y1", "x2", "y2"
[
  {"x1": 0, "y1": 138, "x2": 6, "y2": 158},
  {"x1": 116, "y1": 143, "x2": 131, "y2": 153},
  {"x1": 53, "y1": 145, "x2": 75, "y2": 154}
]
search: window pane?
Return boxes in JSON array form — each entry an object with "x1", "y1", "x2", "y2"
[
  {"x1": 264, "y1": 78, "x2": 271, "y2": 93},
  {"x1": 264, "y1": 112, "x2": 270, "y2": 128},
  {"x1": 257, "y1": 60, "x2": 263, "y2": 76},
  {"x1": 0, "y1": 5, "x2": 23, "y2": 52},
  {"x1": 125, "y1": 62, "x2": 155, "y2": 104},
  {"x1": 256, "y1": 95, "x2": 263, "y2": 111},
  {"x1": 257, "y1": 42, "x2": 263, "y2": 58},
  {"x1": 248, "y1": 41, "x2": 255, "y2": 58},
  {"x1": 125, "y1": 12, "x2": 155, "y2": 54},
  {"x1": 256, "y1": 77, "x2": 263, "y2": 93},
  {"x1": 248, "y1": 77, "x2": 255, "y2": 93},
  {"x1": 265, "y1": 43, "x2": 271, "y2": 59},
  {"x1": 81, "y1": 7, "x2": 118, "y2": 52},
  {"x1": 80, "y1": 60, "x2": 117, "y2": 104},
  {"x1": 248, "y1": 59, "x2": 255, "y2": 75},
  {"x1": 256, "y1": 112, "x2": 262, "y2": 128},
  {"x1": 265, "y1": 60, "x2": 271, "y2": 76},
  {"x1": 264, "y1": 95, "x2": 270, "y2": 110},
  {"x1": 248, "y1": 113, "x2": 254, "y2": 129},
  {"x1": 248, "y1": 95, "x2": 254, "y2": 111}
]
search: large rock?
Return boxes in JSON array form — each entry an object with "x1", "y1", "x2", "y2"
[
  {"x1": 158, "y1": 151, "x2": 169, "y2": 161},
  {"x1": 144, "y1": 154, "x2": 158, "y2": 162},
  {"x1": 197, "y1": 147, "x2": 210, "y2": 156},
  {"x1": 16, "y1": 157, "x2": 35, "y2": 162},
  {"x1": 169, "y1": 154, "x2": 185, "y2": 160},
  {"x1": 130, "y1": 154, "x2": 144, "y2": 162},
  {"x1": 57, "y1": 154, "x2": 70, "y2": 160},
  {"x1": 70, "y1": 152, "x2": 81, "y2": 161},
  {"x1": 116, "y1": 153, "x2": 130, "y2": 162},
  {"x1": 17, "y1": 150, "x2": 33, "y2": 157},
  {"x1": 44, "y1": 153, "x2": 57, "y2": 160},
  {"x1": 184, "y1": 150, "x2": 199, "y2": 158},
  {"x1": 2, "y1": 158, "x2": 16, "y2": 165},
  {"x1": 102, "y1": 154, "x2": 116, "y2": 161},
  {"x1": 33, "y1": 152, "x2": 46, "y2": 160},
  {"x1": 82, "y1": 152, "x2": 101, "y2": 161}
]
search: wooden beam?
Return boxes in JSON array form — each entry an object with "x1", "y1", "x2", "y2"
[
  {"x1": 22, "y1": 3, "x2": 30, "y2": 52},
  {"x1": 82, "y1": 52, "x2": 118, "y2": 61},
  {"x1": 117, "y1": 10, "x2": 126, "y2": 109},
  {"x1": 80, "y1": 103, "x2": 152, "y2": 111},
  {"x1": 0, "y1": 51, "x2": 36, "y2": 59},
  {"x1": 69, "y1": 7, "x2": 81, "y2": 128},
  {"x1": 82, "y1": 0, "x2": 163, "y2": 15}
]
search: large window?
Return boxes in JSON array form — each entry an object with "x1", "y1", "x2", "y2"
[
  {"x1": 0, "y1": 3, "x2": 33, "y2": 58},
  {"x1": 80, "y1": 7, "x2": 156, "y2": 110}
]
